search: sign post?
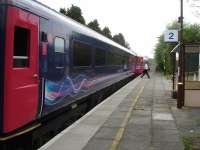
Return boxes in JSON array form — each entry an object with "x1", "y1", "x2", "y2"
[
  {"x1": 177, "y1": 0, "x2": 184, "y2": 109},
  {"x1": 164, "y1": 30, "x2": 179, "y2": 103}
]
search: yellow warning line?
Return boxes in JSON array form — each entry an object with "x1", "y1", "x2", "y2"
[{"x1": 109, "y1": 86, "x2": 144, "y2": 150}]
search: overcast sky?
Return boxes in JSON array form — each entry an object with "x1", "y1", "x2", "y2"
[{"x1": 37, "y1": 0, "x2": 199, "y2": 58}]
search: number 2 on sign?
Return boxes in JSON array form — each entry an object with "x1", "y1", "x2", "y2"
[{"x1": 169, "y1": 32, "x2": 174, "y2": 39}]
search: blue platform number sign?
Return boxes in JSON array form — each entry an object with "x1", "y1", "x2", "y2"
[{"x1": 164, "y1": 30, "x2": 178, "y2": 42}]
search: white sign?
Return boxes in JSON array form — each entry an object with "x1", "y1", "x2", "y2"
[{"x1": 164, "y1": 30, "x2": 178, "y2": 42}]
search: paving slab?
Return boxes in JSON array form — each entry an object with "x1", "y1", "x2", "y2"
[
  {"x1": 118, "y1": 140, "x2": 150, "y2": 150},
  {"x1": 103, "y1": 118, "x2": 124, "y2": 128},
  {"x1": 128, "y1": 116, "x2": 151, "y2": 125},
  {"x1": 153, "y1": 104, "x2": 170, "y2": 108},
  {"x1": 115, "y1": 106, "x2": 131, "y2": 112},
  {"x1": 83, "y1": 139, "x2": 112, "y2": 150},
  {"x1": 153, "y1": 120, "x2": 177, "y2": 130},
  {"x1": 153, "y1": 142, "x2": 184, "y2": 150},
  {"x1": 94, "y1": 127, "x2": 119, "y2": 140},
  {"x1": 123, "y1": 127, "x2": 151, "y2": 137},
  {"x1": 153, "y1": 129, "x2": 180, "y2": 143},
  {"x1": 132, "y1": 110, "x2": 151, "y2": 117},
  {"x1": 109, "y1": 110, "x2": 127, "y2": 119},
  {"x1": 153, "y1": 112, "x2": 174, "y2": 121},
  {"x1": 134, "y1": 105, "x2": 152, "y2": 111},
  {"x1": 153, "y1": 107, "x2": 171, "y2": 113}
]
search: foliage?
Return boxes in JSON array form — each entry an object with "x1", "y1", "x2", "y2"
[
  {"x1": 148, "y1": 58, "x2": 155, "y2": 65},
  {"x1": 60, "y1": 8, "x2": 67, "y2": 15},
  {"x1": 182, "y1": 136, "x2": 193, "y2": 150},
  {"x1": 125, "y1": 42, "x2": 131, "y2": 49},
  {"x1": 113, "y1": 33, "x2": 126, "y2": 47},
  {"x1": 60, "y1": 5, "x2": 131, "y2": 49},
  {"x1": 101, "y1": 26, "x2": 112, "y2": 39},
  {"x1": 60, "y1": 5, "x2": 85, "y2": 25},
  {"x1": 183, "y1": 24, "x2": 200, "y2": 43},
  {"x1": 87, "y1": 19, "x2": 102, "y2": 34},
  {"x1": 154, "y1": 22, "x2": 200, "y2": 74}
]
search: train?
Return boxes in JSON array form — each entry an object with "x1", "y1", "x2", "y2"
[{"x1": 0, "y1": 0, "x2": 144, "y2": 149}]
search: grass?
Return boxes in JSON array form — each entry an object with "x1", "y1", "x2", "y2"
[
  {"x1": 182, "y1": 136, "x2": 193, "y2": 150},
  {"x1": 165, "y1": 74, "x2": 172, "y2": 80},
  {"x1": 196, "y1": 119, "x2": 200, "y2": 127},
  {"x1": 182, "y1": 135, "x2": 200, "y2": 150}
]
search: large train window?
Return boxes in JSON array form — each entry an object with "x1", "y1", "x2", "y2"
[
  {"x1": 113, "y1": 54, "x2": 123, "y2": 65},
  {"x1": 55, "y1": 37, "x2": 65, "y2": 53},
  {"x1": 106, "y1": 51, "x2": 114, "y2": 65},
  {"x1": 13, "y1": 26, "x2": 30, "y2": 68},
  {"x1": 73, "y1": 41, "x2": 92, "y2": 66},
  {"x1": 95, "y1": 48, "x2": 105, "y2": 66}
]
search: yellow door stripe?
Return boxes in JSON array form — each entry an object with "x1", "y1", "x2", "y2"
[{"x1": 0, "y1": 123, "x2": 41, "y2": 141}]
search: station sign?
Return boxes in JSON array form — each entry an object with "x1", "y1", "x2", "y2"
[{"x1": 164, "y1": 30, "x2": 178, "y2": 42}]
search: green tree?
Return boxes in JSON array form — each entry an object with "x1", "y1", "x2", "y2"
[
  {"x1": 87, "y1": 19, "x2": 101, "y2": 33},
  {"x1": 112, "y1": 33, "x2": 131, "y2": 49},
  {"x1": 113, "y1": 33, "x2": 126, "y2": 47},
  {"x1": 60, "y1": 8, "x2": 67, "y2": 15},
  {"x1": 125, "y1": 42, "x2": 131, "y2": 49},
  {"x1": 60, "y1": 5, "x2": 85, "y2": 25},
  {"x1": 154, "y1": 36, "x2": 166, "y2": 71},
  {"x1": 102, "y1": 26, "x2": 112, "y2": 39},
  {"x1": 183, "y1": 24, "x2": 200, "y2": 43},
  {"x1": 155, "y1": 34, "x2": 177, "y2": 73},
  {"x1": 154, "y1": 22, "x2": 200, "y2": 74}
]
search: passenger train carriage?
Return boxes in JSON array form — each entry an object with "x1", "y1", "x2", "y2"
[{"x1": 0, "y1": 0, "x2": 143, "y2": 147}]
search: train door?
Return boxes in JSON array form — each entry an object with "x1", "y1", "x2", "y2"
[
  {"x1": 132, "y1": 56, "x2": 136, "y2": 74},
  {"x1": 3, "y1": 7, "x2": 39, "y2": 133},
  {"x1": 39, "y1": 18, "x2": 51, "y2": 116}
]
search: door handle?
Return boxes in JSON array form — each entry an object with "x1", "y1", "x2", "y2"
[{"x1": 33, "y1": 74, "x2": 38, "y2": 79}]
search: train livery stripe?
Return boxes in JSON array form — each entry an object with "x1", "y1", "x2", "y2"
[{"x1": 0, "y1": 124, "x2": 41, "y2": 141}]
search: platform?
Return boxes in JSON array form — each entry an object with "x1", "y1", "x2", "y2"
[{"x1": 39, "y1": 72, "x2": 184, "y2": 150}]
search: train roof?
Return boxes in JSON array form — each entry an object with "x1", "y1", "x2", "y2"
[{"x1": 0, "y1": 0, "x2": 137, "y2": 56}]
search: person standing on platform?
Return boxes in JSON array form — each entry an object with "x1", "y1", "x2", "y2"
[{"x1": 141, "y1": 63, "x2": 150, "y2": 79}]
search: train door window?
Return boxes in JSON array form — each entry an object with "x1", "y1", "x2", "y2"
[
  {"x1": 54, "y1": 37, "x2": 65, "y2": 68},
  {"x1": 95, "y1": 48, "x2": 105, "y2": 66},
  {"x1": 73, "y1": 41, "x2": 92, "y2": 66},
  {"x1": 55, "y1": 37, "x2": 65, "y2": 53},
  {"x1": 13, "y1": 26, "x2": 30, "y2": 68}
]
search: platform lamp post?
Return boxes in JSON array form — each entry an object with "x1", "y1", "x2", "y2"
[{"x1": 177, "y1": 0, "x2": 184, "y2": 108}]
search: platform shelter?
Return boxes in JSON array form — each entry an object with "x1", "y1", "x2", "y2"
[
  {"x1": 184, "y1": 44, "x2": 200, "y2": 106},
  {"x1": 171, "y1": 43, "x2": 200, "y2": 107}
]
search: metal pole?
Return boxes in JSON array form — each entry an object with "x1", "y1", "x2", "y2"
[
  {"x1": 172, "y1": 52, "x2": 175, "y2": 94},
  {"x1": 177, "y1": 0, "x2": 184, "y2": 108}
]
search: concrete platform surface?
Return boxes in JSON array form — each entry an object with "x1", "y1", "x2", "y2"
[{"x1": 39, "y1": 72, "x2": 186, "y2": 150}]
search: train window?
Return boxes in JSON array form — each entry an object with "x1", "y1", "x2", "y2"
[
  {"x1": 13, "y1": 26, "x2": 30, "y2": 68},
  {"x1": 106, "y1": 51, "x2": 114, "y2": 65},
  {"x1": 95, "y1": 48, "x2": 106, "y2": 66},
  {"x1": 55, "y1": 37, "x2": 65, "y2": 53},
  {"x1": 41, "y1": 32, "x2": 48, "y2": 42},
  {"x1": 73, "y1": 41, "x2": 92, "y2": 66}
]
